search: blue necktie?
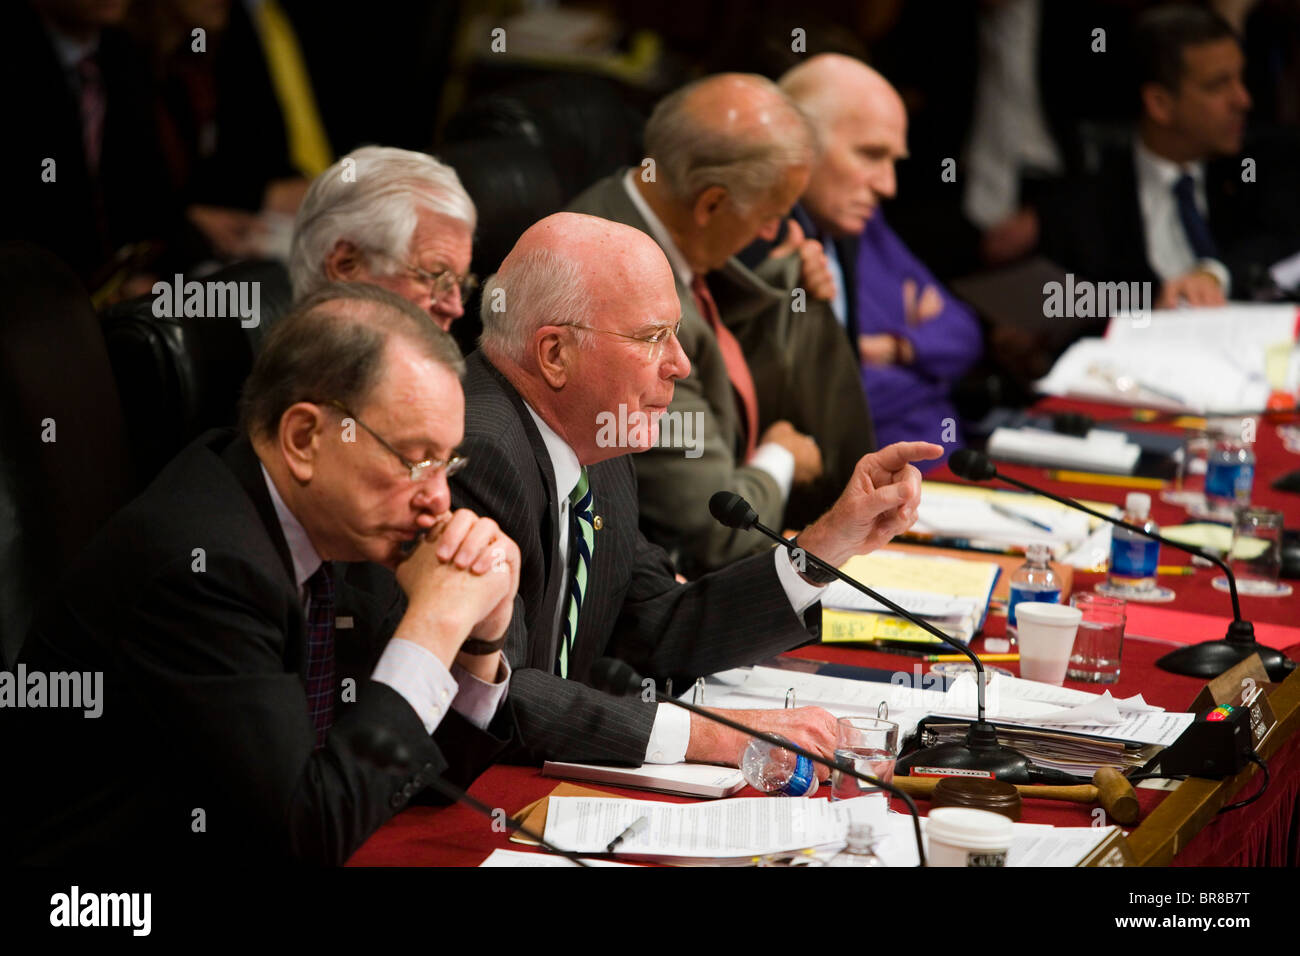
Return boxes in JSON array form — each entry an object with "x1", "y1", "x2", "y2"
[{"x1": 1173, "y1": 173, "x2": 1218, "y2": 260}]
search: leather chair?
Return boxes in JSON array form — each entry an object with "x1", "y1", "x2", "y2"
[
  {"x1": 100, "y1": 259, "x2": 292, "y2": 483},
  {"x1": 434, "y1": 139, "x2": 565, "y2": 356},
  {"x1": 0, "y1": 243, "x2": 135, "y2": 667},
  {"x1": 442, "y1": 74, "x2": 644, "y2": 203}
]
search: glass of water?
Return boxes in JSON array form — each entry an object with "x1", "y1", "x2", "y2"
[
  {"x1": 1067, "y1": 592, "x2": 1126, "y2": 683},
  {"x1": 1214, "y1": 507, "x2": 1290, "y2": 597},
  {"x1": 1163, "y1": 430, "x2": 1211, "y2": 512},
  {"x1": 831, "y1": 716, "x2": 898, "y2": 802}
]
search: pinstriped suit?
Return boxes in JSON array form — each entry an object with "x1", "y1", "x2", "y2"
[{"x1": 450, "y1": 352, "x2": 821, "y2": 764}]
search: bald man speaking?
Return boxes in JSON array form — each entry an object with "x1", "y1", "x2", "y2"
[
  {"x1": 449, "y1": 211, "x2": 940, "y2": 772},
  {"x1": 779, "y1": 54, "x2": 984, "y2": 468}
]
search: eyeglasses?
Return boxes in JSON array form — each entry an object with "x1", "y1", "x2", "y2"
[
  {"x1": 371, "y1": 250, "x2": 479, "y2": 301},
  {"x1": 556, "y1": 320, "x2": 682, "y2": 362},
  {"x1": 325, "y1": 400, "x2": 468, "y2": 482}
]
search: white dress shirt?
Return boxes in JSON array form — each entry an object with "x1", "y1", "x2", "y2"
[
  {"x1": 1133, "y1": 139, "x2": 1231, "y2": 293},
  {"x1": 260, "y1": 466, "x2": 509, "y2": 735},
  {"x1": 962, "y1": 0, "x2": 1063, "y2": 230},
  {"x1": 620, "y1": 170, "x2": 795, "y2": 497},
  {"x1": 522, "y1": 403, "x2": 823, "y2": 764}
]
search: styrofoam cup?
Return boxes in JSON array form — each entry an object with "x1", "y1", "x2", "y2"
[
  {"x1": 1015, "y1": 602, "x2": 1082, "y2": 685},
  {"x1": 926, "y1": 807, "x2": 1014, "y2": 867}
]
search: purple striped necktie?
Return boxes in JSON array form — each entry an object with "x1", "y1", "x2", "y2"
[{"x1": 304, "y1": 564, "x2": 336, "y2": 749}]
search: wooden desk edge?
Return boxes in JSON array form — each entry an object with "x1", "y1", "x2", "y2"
[{"x1": 1125, "y1": 663, "x2": 1300, "y2": 867}]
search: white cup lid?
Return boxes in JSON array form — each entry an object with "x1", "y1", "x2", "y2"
[
  {"x1": 927, "y1": 807, "x2": 1014, "y2": 849},
  {"x1": 1014, "y1": 603, "x2": 1082, "y2": 627}
]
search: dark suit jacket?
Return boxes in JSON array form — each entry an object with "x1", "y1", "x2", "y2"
[
  {"x1": 449, "y1": 352, "x2": 821, "y2": 764},
  {"x1": 5, "y1": 430, "x2": 511, "y2": 865},
  {"x1": 0, "y1": 4, "x2": 181, "y2": 283},
  {"x1": 1038, "y1": 137, "x2": 1300, "y2": 297}
]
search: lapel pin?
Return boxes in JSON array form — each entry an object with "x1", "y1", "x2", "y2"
[{"x1": 593, "y1": 515, "x2": 603, "y2": 531}]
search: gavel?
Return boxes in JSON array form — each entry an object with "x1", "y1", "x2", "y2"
[{"x1": 891, "y1": 767, "x2": 1141, "y2": 825}]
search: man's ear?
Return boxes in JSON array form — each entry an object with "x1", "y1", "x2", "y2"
[
  {"x1": 280, "y1": 403, "x2": 326, "y2": 482},
  {"x1": 534, "y1": 329, "x2": 570, "y2": 389},
  {"x1": 692, "y1": 185, "x2": 729, "y2": 227},
  {"x1": 323, "y1": 240, "x2": 366, "y2": 282},
  {"x1": 1141, "y1": 82, "x2": 1176, "y2": 127}
]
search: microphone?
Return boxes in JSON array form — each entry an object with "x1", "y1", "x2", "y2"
[
  {"x1": 708, "y1": 491, "x2": 1050, "y2": 785},
  {"x1": 949, "y1": 449, "x2": 1295, "y2": 681},
  {"x1": 589, "y1": 657, "x2": 928, "y2": 865},
  {"x1": 345, "y1": 725, "x2": 589, "y2": 866}
]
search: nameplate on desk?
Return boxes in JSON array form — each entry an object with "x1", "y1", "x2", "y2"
[{"x1": 1077, "y1": 827, "x2": 1136, "y2": 867}]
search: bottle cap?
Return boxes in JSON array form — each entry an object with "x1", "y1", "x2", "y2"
[
  {"x1": 1125, "y1": 492, "x2": 1151, "y2": 519},
  {"x1": 1026, "y1": 542, "x2": 1051, "y2": 562}
]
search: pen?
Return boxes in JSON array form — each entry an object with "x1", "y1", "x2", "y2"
[
  {"x1": 925, "y1": 653, "x2": 1020, "y2": 662},
  {"x1": 1045, "y1": 470, "x2": 1168, "y2": 490},
  {"x1": 990, "y1": 503, "x2": 1053, "y2": 532},
  {"x1": 606, "y1": 815, "x2": 649, "y2": 853}
]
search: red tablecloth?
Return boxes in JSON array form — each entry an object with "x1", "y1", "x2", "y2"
[{"x1": 349, "y1": 396, "x2": 1300, "y2": 867}]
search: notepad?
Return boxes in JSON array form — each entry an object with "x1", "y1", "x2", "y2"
[{"x1": 819, "y1": 548, "x2": 1002, "y2": 646}]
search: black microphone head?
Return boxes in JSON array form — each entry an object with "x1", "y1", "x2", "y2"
[
  {"x1": 589, "y1": 658, "x2": 644, "y2": 697},
  {"x1": 949, "y1": 449, "x2": 997, "y2": 481},
  {"x1": 708, "y1": 491, "x2": 758, "y2": 530}
]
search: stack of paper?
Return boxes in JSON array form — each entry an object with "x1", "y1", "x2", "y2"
[
  {"x1": 1036, "y1": 304, "x2": 1300, "y2": 413},
  {"x1": 909, "y1": 482, "x2": 1116, "y2": 568},
  {"x1": 820, "y1": 548, "x2": 1001, "y2": 646}
]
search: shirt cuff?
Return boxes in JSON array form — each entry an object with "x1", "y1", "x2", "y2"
[
  {"x1": 643, "y1": 701, "x2": 691, "y2": 764},
  {"x1": 372, "y1": 638, "x2": 459, "y2": 736},
  {"x1": 774, "y1": 546, "x2": 825, "y2": 615},
  {"x1": 1197, "y1": 258, "x2": 1231, "y2": 297},
  {"x1": 750, "y1": 442, "x2": 795, "y2": 502},
  {"x1": 450, "y1": 657, "x2": 511, "y2": 732}
]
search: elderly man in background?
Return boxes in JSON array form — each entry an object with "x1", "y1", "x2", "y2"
[
  {"x1": 779, "y1": 54, "x2": 984, "y2": 469},
  {"x1": 450, "y1": 210, "x2": 940, "y2": 772},
  {"x1": 568, "y1": 74, "x2": 875, "y2": 576},
  {"x1": 289, "y1": 145, "x2": 479, "y2": 331}
]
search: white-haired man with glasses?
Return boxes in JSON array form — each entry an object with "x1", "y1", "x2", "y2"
[
  {"x1": 289, "y1": 146, "x2": 479, "y2": 331},
  {"x1": 449, "y1": 212, "x2": 940, "y2": 771},
  {"x1": 10, "y1": 284, "x2": 519, "y2": 865}
]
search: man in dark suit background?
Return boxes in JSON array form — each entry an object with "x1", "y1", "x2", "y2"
[
  {"x1": 1039, "y1": 4, "x2": 1300, "y2": 305},
  {"x1": 7, "y1": 283, "x2": 519, "y2": 865},
  {"x1": 450, "y1": 211, "x2": 940, "y2": 770}
]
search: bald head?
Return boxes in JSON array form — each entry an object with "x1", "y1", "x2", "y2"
[
  {"x1": 779, "y1": 54, "x2": 908, "y2": 237},
  {"x1": 480, "y1": 213, "x2": 675, "y2": 365},
  {"x1": 479, "y1": 212, "x2": 687, "y2": 465},
  {"x1": 644, "y1": 73, "x2": 814, "y2": 212}
]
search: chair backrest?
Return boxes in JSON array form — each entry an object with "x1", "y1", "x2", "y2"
[
  {"x1": 443, "y1": 74, "x2": 644, "y2": 203},
  {"x1": 100, "y1": 259, "x2": 292, "y2": 482},
  {"x1": 433, "y1": 139, "x2": 565, "y2": 356},
  {"x1": 0, "y1": 242, "x2": 136, "y2": 667}
]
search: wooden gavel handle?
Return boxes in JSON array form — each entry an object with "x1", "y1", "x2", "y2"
[{"x1": 892, "y1": 767, "x2": 1140, "y2": 825}]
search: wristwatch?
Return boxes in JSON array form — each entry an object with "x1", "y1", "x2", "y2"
[
  {"x1": 459, "y1": 634, "x2": 508, "y2": 655},
  {"x1": 790, "y1": 538, "x2": 838, "y2": 586}
]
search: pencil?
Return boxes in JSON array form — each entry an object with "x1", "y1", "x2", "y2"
[
  {"x1": 1156, "y1": 565, "x2": 1196, "y2": 575},
  {"x1": 925, "y1": 653, "x2": 1021, "y2": 662},
  {"x1": 1045, "y1": 470, "x2": 1168, "y2": 489}
]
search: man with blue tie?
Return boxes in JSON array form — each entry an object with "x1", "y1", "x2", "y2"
[{"x1": 1039, "y1": 4, "x2": 1300, "y2": 306}]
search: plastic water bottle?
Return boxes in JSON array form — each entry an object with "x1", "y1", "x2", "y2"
[
  {"x1": 1109, "y1": 492, "x2": 1160, "y2": 592},
  {"x1": 1204, "y1": 433, "x2": 1255, "y2": 520},
  {"x1": 825, "y1": 824, "x2": 886, "y2": 867},
  {"x1": 740, "y1": 736, "x2": 818, "y2": 796},
  {"x1": 1006, "y1": 543, "x2": 1061, "y2": 641}
]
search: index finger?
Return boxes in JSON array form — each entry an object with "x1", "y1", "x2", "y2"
[{"x1": 863, "y1": 441, "x2": 945, "y2": 472}]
